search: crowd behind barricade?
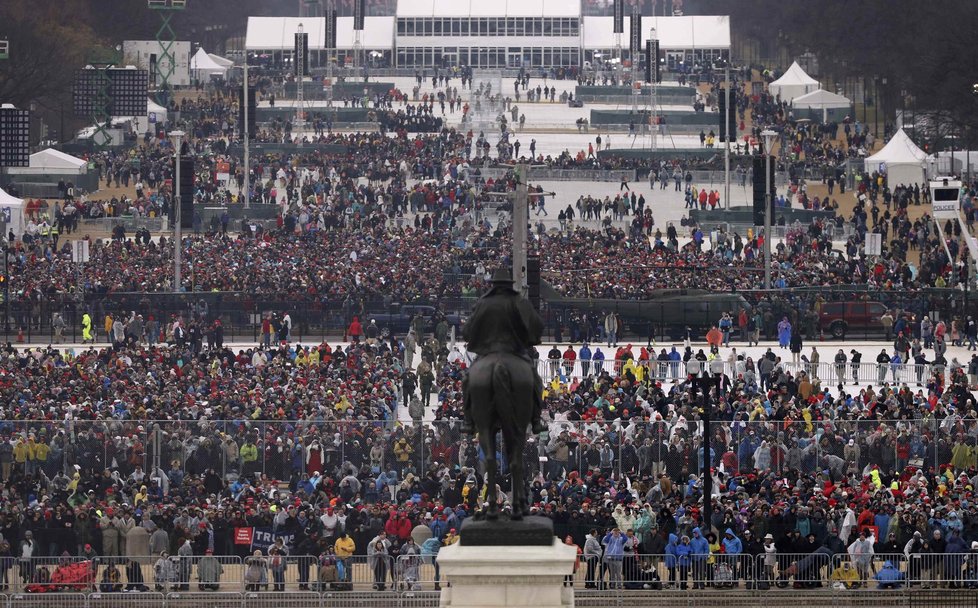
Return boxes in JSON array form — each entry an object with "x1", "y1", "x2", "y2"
[{"x1": 0, "y1": 301, "x2": 976, "y2": 593}]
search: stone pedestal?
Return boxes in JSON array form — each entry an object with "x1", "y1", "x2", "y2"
[{"x1": 437, "y1": 538, "x2": 577, "y2": 608}]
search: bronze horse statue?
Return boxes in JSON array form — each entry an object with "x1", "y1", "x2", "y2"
[
  {"x1": 461, "y1": 269, "x2": 545, "y2": 521},
  {"x1": 463, "y1": 351, "x2": 535, "y2": 519}
]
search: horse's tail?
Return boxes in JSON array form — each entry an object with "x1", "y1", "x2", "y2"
[{"x1": 491, "y1": 360, "x2": 519, "y2": 434}]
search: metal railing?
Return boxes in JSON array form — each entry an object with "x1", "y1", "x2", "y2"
[
  {"x1": 78, "y1": 217, "x2": 165, "y2": 232},
  {"x1": 536, "y1": 357, "x2": 954, "y2": 389},
  {"x1": 3, "y1": 552, "x2": 977, "y2": 595},
  {"x1": 474, "y1": 167, "x2": 635, "y2": 182},
  {"x1": 0, "y1": 414, "x2": 966, "y2": 500},
  {"x1": 2, "y1": 589, "x2": 976, "y2": 607}
]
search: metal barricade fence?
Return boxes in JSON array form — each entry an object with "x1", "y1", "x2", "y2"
[
  {"x1": 4, "y1": 556, "x2": 253, "y2": 594},
  {"x1": 340, "y1": 556, "x2": 396, "y2": 592},
  {"x1": 537, "y1": 357, "x2": 944, "y2": 389},
  {"x1": 320, "y1": 590, "x2": 403, "y2": 608},
  {"x1": 0, "y1": 415, "x2": 954, "y2": 492},
  {"x1": 243, "y1": 591, "x2": 321, "y2": 608},
  {"x1": 395, "y1": 556, "x2": 434, "y2": 591},
  {"x1": 88, "y1": 592, "x2": 166, "y2": 608},
  {"x1": 78, "y1": 217, "x2": 165, "y2": 232},
  {"x1": 165, "y1": 592, "x2": 245, "y2": 608},
  {"x1": 475, "y1": 167, "x2": 635, "y2": 182},
  {"x1": 7, "y1": 594, "x2": 89, "y2": 608}
]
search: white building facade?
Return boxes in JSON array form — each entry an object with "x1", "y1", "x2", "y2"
[{"x1": 244, "y1": 2, "x2": 729, "y2": 70}]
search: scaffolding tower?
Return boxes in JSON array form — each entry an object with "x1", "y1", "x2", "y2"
[{"x1": 147, "y1": 0, "x2": 187, "y2": 108}]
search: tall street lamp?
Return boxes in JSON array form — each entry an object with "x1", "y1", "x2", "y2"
[
  {"x1": 761, "y1": 129, "x2": 777, "y2": 290},
  {"x1": 169, "y1": 130, "x2": 185, "y2": 292}
]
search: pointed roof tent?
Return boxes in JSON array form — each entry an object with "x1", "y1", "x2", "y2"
[
  {"x1": 865, "y1": 128, "x2": 929, "y2": 187},
  {"x1": 191, "y1": 47, "x2": 227, "y2": 77},
  {"x1": 768, "y1": 61, "x2": 820, "y2": 103},
  {"x1": 866, "y1": 128, "x2": 928, "y2": 164},
  {"x1": 0, "y1": 186, "x2": 25, "y2": 238}
]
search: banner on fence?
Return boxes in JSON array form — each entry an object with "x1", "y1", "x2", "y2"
[
  {"x1": 234, "y1": 527, "x2": 254, "y2": 546},
  {"x1": 238, "y1": 526, "x2": 296, "y2": 552}
]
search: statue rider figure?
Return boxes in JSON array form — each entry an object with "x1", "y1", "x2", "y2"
[{"x1": 461, "y1": 268, "x2": 547, "y2": 435}]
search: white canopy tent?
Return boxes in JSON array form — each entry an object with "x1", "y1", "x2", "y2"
[
  {"x1": 207, "y1": 53, "x2": 233, "y2": 69},
  {"x1": 6, "y1": 149, "x2": 87, "y2": 176},
  {"x1": 768, "y1": 61, "x2": 819, "y2": 103},
  {"x1": 0, "y1": 187, "x2": 25, "y2": 238},
  {"x1": 191, "y1": 47, "x2": 228, "y2": 80},
  {"x1": 791, "y1": 89, "x2": 852, "y2": 122},
  {"x1": 864, "y1": 128, "x2": 929, "y2": 188}
]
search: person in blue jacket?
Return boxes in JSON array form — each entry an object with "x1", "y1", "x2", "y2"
[
  {"x1": 601, "y1": 528, "x2": 626, "y2": 589},
  {"x1": 578, "y1": 343, "x2": 592, "y2": 376},
  {"x1": 722, "y1": 528, "x2": 743, "y2": 583},
  {"x1": 665, "y1": 533, "x2": 679, "y2": 588},
  {"x1": 689, "y1": 527, "x2": 710, "y2": 589},
  {"x1": 592, "y1": 348, "x2": 605, "y2": 375},
  {"x1": 875, "y1": 560, "x2": 905, "y2": 589},
  {"x1": 675, "y1": 535, "x2": 692, "y2": 590}
]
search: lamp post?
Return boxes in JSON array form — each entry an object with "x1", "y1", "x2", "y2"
[
  {"x1": 170, "y1": 130, "x2": 185, "y2": 292},
  {"x1": 761, "y1": 129, "x2": 777, "y2": 290},
  {"x1": 688, "y1": 364, "x2": 720, "y2": 532}
]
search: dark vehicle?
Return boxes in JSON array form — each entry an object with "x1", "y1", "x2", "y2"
[
  {"x1": 819, "y1": 300, "x2": 888, "y2": 338},
  {"x1": 542, "y1": 281, "x2": 750, "y2": 340},
  {"x1": 371, "y1": 305, "x2": 464, "y2": 335}
]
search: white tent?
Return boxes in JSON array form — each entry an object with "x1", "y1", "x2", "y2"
[
  {"x1": 0, "y1": 187, "x2": 25, "y2": 238},
  {"x1": 768, "y1": 61, "x2": 820, "y2": 103},
  {"x1": 208, "y1": 53, "x2": 233, "y2": 68},
  {"x1": 191, "y1": 47, "x2": 227, "y2": 80},
  {"x1": 791, "y1": 89, "x2": 852, "y2": 122},
  {"x1": 864, "y1": 128, "x2": 929, "y2": 188},
  {"x1": 6, "y1": 149, "x2": 87, "y2": 176}
]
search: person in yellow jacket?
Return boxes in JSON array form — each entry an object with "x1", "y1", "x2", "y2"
[
  {"x1": 13, "y1": 436, "x2": 33, "y2": 474},
  {"x1": 33, "y1": 438, "x2": 49, "y2": 472},
  {"x1": 443, "y1": 530, "x2": 459, "y2": 546},
  {"x1": 830, "y1": 561, "x2": 860, "y2": 589},
  {"x1": 869, "y1": 467, "x2": 883, "y2": 490},
  {"x1": 334, "y1": 532, "x2": 356, "y2": 584},
  {"x1": 82, "y1": 312, "x2": 93, "y2": 343},
  {"x1": 240, "y1": 440, "x2": 258, "y2": 476}
]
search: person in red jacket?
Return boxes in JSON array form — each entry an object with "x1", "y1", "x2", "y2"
[
  {"x1": 347, "y1": 316, "x2": 363, "y2": 343},
  {"x1": 562, "y1": 345, "x2": 577, "y2": 377}
]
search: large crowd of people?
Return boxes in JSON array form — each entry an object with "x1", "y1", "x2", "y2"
[
  {"x1": 4, "y1": 61, "x2": 978, "y2": 597},
  {"x1": 0, "y1": 309, "x2": 977, "y2": 592}
]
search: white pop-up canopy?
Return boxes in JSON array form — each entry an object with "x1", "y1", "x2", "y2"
[
  {"x1": 791, "y1": 89, "x2": 852, "y2": 122},
  {"x1": 864, "y1": 128, "x2": 929, "y2": 188},
  {"x1": 191, "y1": 47, "x2": 227, "y2": 79},
  {"x1": 6, "y1": 148, "x2": 87, "y2": 176},
  {"x1": 0, "y1": 187, "x2": 25, "y2": 238},
  {"x1": 768, "y1": 61, "x2": 820, "y2": 103}
]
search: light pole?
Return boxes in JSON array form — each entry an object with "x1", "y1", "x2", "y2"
[
  {"x1": 721, "y1": 58, "x2": 731, "y2": 210},
  {"x1": 243, "y1": 61, "x2": 250, "y2": 208},
  {"x1": 170, "y1": 130, "x2": 185, "y2": 292},
  {"x1": 761, "y1": 129, "x2": 777, "y2": 290}
]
